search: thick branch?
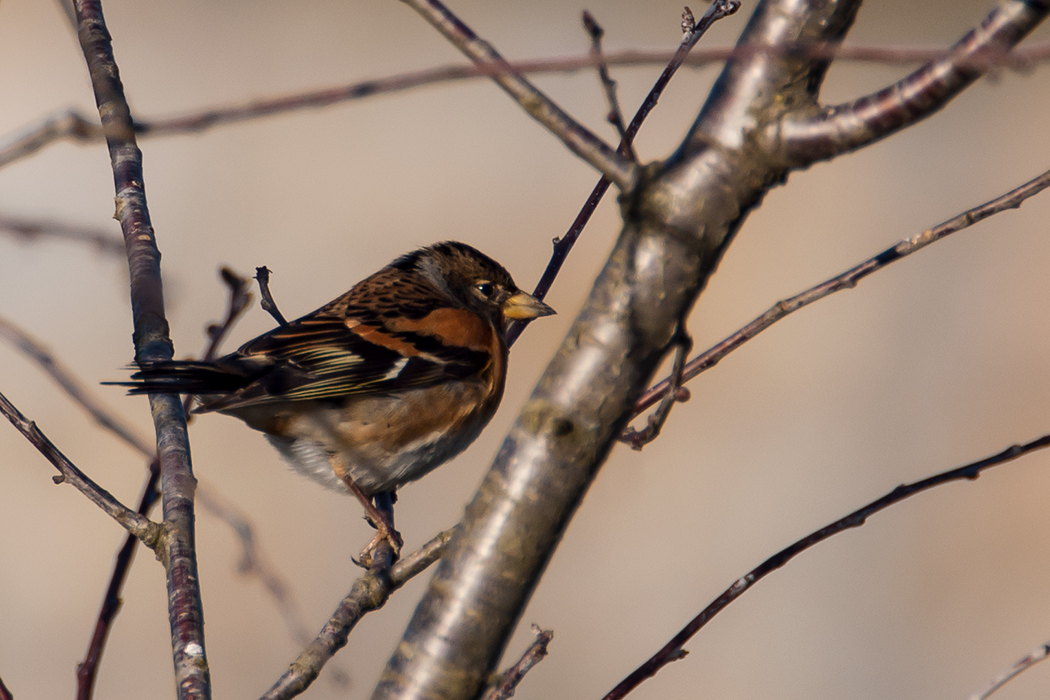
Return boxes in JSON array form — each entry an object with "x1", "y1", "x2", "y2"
[
  {"x1": 506, "y1": 0, "x2": 740, "y2": 346},
  {"x1": 603, "y1": 432, "x2": 1050, "y2": 700},
  {"x1": 779, "y1": 0, "x2": 1050, "y2": 164},
  {"x1": 73, "y1": 0, "x2": 210, "y2": 697},
  {"x1": 399, "y1": 0, "x2": 637, "y2": 189},
  {"x1": 370, "y1": 3, "x2": 872, "y2": 699}
]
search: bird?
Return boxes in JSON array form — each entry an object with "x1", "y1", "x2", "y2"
[{"x1": 117, "y1": 241, "x2": 555, "y2": 562}]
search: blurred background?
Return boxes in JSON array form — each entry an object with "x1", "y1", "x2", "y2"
[{"x1": 1, "y1": 1, "x2": 1049, "y2": 698}]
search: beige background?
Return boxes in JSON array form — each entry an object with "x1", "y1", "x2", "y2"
[{"x1": 2, "y1": 1, "x2": 1050, "y2": 698}]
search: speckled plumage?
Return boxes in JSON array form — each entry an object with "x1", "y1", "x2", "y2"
[{"x1": 121, "y1": 241, "x2": 554, "y2": 499}]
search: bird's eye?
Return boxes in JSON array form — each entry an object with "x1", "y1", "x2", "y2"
[{"x1": 475, "y1": 281, "x2": 495, "y2": 298}]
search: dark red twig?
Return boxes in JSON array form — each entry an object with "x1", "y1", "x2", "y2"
[
  {"x1": 0, "y1": 673, "x2": 13, "y2": 700},
  {"x1": 629, "y1": 165, "x2": 1050, "y2": 423},
  {"x1": 602, "y1": 432, "x2": 1050, "y2": 700},
  {"x1": 76, "y1": 460, "x2": 161, "y2": 700},
  {"x1": 480, "y1": 625, "x2": 554, "y2": 700},
  {"x1": 79, "y1": 268, "x2": 251, "y2": 700},
  {"x1": 507, "y1": 0, "x2": 740, "y2": 347}
]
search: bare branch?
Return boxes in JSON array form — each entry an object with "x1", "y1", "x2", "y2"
[
  {"x1": 479, "y1": 625, "x2": 553, "y2": 700},
  {"x1": 202, "y1": 267, "x2": 253, "y2": 362},
  {"x1": 194, "y1": 487, "x2": 314, "y2": 644},
  {"x1": 620, "y1": 325, "x2": 692, "y2": 450},
  {"x1": 0, "y1": 389, "x2": 160, "y2": 544},
  {"x1": 261, "y1": 528, "x2": 456, "y2": 700},
  {"x1": 603, "y1": 432, "x2": 1050, "y2": 700},
  {"x1": 77, "y1": 461, "x2": 161, "y2": 700},
  {"x1": 0, "y1": 213, "x2": 123, "y2": 256},
  {"x1": 73, "y1": 0, "x2": 210, "y2": 695},
  {"x1": 582, "y1": 11, "x2": 635, "y2": 162},
  {"x1": 780, "y1": 0, "x2": 1050, "y2": 164},
  {"x1": 0, "y1": 109, "x2": 97, "y2": 169},
  {"x1": 632, "y1": 165, "x2": 1050, "y2": 418},
  {"x1": 968, "y1": 640, "x2": 1050, "y2": 700},
  {"x1": 399, "y1": 0, "x2": 637, "y2": 189},
  {"x1": 2, "y1": 41, "x2": 1048, "y2": 171},
  {"x1": 255, "y1": 266, "x2": 289, "y2": 327},
  {"x1": 507, "y1": 0, "x2": 740, "y2": 346},
  {"x1": 369, "y1": 1, "x2": 876, "y2": 697},
  {"x1": 0, "y1": 315, "x2": 154, "y2": 456},
  {"x1": 1, "y1": 271, "x2": 321, "y2": 696}
]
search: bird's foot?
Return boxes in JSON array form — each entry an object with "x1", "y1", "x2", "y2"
[
  {"x1": 343, "y1": 485, "x2": 402, "y2": 568},
  {"x1": 356, "y1": 521, "x2": 403, "y2": 568}
]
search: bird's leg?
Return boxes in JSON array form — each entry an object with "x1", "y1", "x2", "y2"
[{"x1": 341, "y1": 477, "x2": 402, "y2": 566}]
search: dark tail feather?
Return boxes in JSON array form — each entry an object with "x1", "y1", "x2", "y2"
[{"x1": 103, "y1": 361, "x2": 252, "y2": 396}]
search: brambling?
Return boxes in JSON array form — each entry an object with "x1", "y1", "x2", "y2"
[{"x1": 120, "y1": 241, "x2": 554, "y2": 561}]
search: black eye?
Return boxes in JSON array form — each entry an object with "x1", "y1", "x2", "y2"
[{"x1": 475, "y1": 281, "x2": 495, "y2": 298}]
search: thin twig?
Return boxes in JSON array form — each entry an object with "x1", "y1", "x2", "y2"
[
  {"x1": 76, "y1": 459, "x2": 161, "y2": 700},
  {"x1": 507, "y1": 0, "x2": 739, "y2": 347},
  {"x1": 183, "y1": 267, "x2": 253, "y2": 416},
  {"x1": 1, "y1": 280, "x2": 321, "y2": 695},
  {"x1": 261, "y1": 527, "x2": 456, "y2": 700},
  {"x1": 400, "y1": 0, "x2": 638, "y2": 190},
  {"x1": 0, "y1": 109, "x2": 98, "y2": 169},
  {"x1": 602, "y1": 432, "x2": 1050, "y2": 700},
  {"x1": 631, "y1": 165, "x2": 1050, "y2": 421},
  {"x1": 79, "y1": 267, "x2": 252, "y2": 700},
  {"x1": 193, "y1": 488, "x2": 314, "y2": 642},
  {"x1": 480, "y1": 625, "x2": 554, "y2": 700},
  {"x1": 3, "y1": 41, "x2": 1048, "y2": 172},
  {"x1": 582, "y1": 11, "x2": 636, "y2": 162},
  {"x1": 203, "y1": 267, "x2": 253, "y2": 362},
  {"x1": 968, "y1": 639, "x2": 1050, "y2": 700},
  {"x1": 0, "y1": 213, "x2": 124, "y2": 256},
  {"x1": 0, "y1": 315, "x2": 153, "y2": 455},
  {"x1": 255, "y1": 266, "x2": 289, "y2": 327},
  {"x1": 620, "y1": 324, "x2": 692, "y2": 450},
  {"x1": 0, "y1": 389, "x2": 160, "y2": 544}
]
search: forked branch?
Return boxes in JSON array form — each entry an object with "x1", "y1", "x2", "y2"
[{"x1": 780, "y1": 0, "x2": 1050, "y2": 164}]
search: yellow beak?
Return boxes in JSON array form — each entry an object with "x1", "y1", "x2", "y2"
[{"x1": 502, "y1": 291, "x2": 556, "y2": 320}]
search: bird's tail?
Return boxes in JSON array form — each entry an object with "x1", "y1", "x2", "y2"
[{"x1": 104, "y1": 361, "x2": 251, "y2": 396}]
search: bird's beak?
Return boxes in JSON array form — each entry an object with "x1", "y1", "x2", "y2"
[{"x1": 502, "y1": 290, "x2": 556, "y2": 320}]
